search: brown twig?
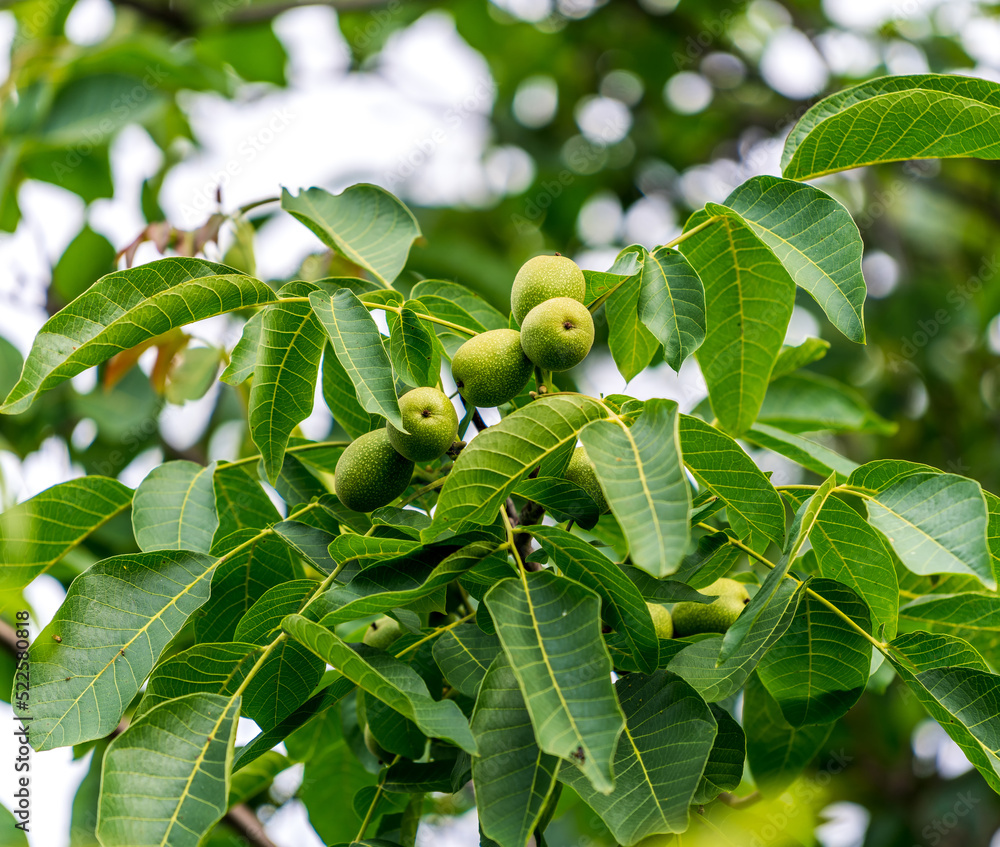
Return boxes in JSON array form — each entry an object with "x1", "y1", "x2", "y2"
[
  {"x1": 224, "y1": 804, "x2": 281, "y2": 847},
  {"x1": 0, "y1": 619, "x2": 20, "y2": 657}
]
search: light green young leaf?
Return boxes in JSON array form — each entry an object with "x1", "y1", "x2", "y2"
[
  {"x1": 757, "y1": 578, "x2": 872, "y2": 727},
  {"x1": 132, "y1": 460, "x2": 218, "y2": 553},
  {"x1": 432, "y1": 623, "x2": 501, "y2": 698},
  {"x1": 606, "y1": 249, "x2": 659, "y2": 382},
  {"x1": 746, "y1": 424, "x2": 858, "y2": 479},
  {"x1": 888, "y1": 631, "x2": 1000, "y2": 792},
  {"x1": 743, "y1": 672, "x2": 834, "y2": 795},
  {"x1": 985, "y1": 490, "x2": 1000, "y2": 585},
  {"x1": 281, "y1": 184, "x2": 421, "y2": 285},
  {"x1": 164, "y1": 346, "x2": 223, "y2": 404},
  {"x1": 18, "y1": 551, "x2": 217, "y2": 750},
  {"x1": 135, "y1": 642, "x2": 261, "y2": 720},
  {"x1": 250, "y1": 283, "x2": 327, "y2": 482},
  {"x1": 580, "y1": 399, "x2": 690, "y2": 578},
  {"x1": 848, "y1": 459, "x2": 940, "y2": 493},
  {"x1": 782, "y1": 74, "x2": 1000, "y2": 181},
  {"x1": 485, "y1": 570, "x2": 625, "y2": 794},
  {"x1": 97, "y1": 692, "x2": 240, "y2": 847},
  {"x1": 427, "y1": 395, "x2": 607, "y2": 537},
  {"x1": 583, "y1": 249, "x2": 644, "y2": 306},
  {"x1": 759, "y1": 372, "x2": 895, "y2": 435},
  {"x1": 529, "y1": 525, "x2": 659, "y2": 673},
  {"x1": 310, "y1": 289, "x2": 403, "y2": 431},
  {"x1": 867, "y1": 472, "x2": 995, "y2": 589},
  {"x1": 1, "y1": 257, "x2": 274, "y2": 415},
  {"x1": 680, "y1": 207, "x2": 795, "y2": 435},
  {"x1": 810, "y1": 495, "x2": 898, "y2": 639},
  {"x1": 679, "y1": 414, "x2": 784, "y2": 546},
  {"x1": 471, "y1": 655, "x2": 561, "y2": 847},
  {"x1": 388, "y1": 301, "x2": 439, "y2": 388},
  {"x1": 558, "y1": 671, "x2": 718, "y2": 845},
  {"x1": 725, "y1": 176, "x2": 866, "y2": 342},
  {"x1": 282, "y1": 614, "x2": 478, "y2": 753},
  {"x1": 770, "y1": 337, "x2": 831, "y2": 381},
  {"x1": 219, "y1": 310, "x2": 263, "y2": 385},
  {"x1": 0, "y1": 476, "x2": 132, "y2": 591},
  {"x1": 637, "y1": 245, "x2": 707, "y2": 372}
]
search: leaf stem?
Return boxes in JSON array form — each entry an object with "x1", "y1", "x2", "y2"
[
  {"x1": 278, "y1": 296, "x2": 479, "y2": 337},
  {"x1": 222, "y1": 440, "x2": 350, "y2": 471},
  {"x1": 661, "y1": 214, "x2": 722, "y2": 250},
  {"x1": 354, "y1": 754, "x2": 401, "y2": 842},
  {"x1": 238, "y1": 196, "x2": 280, "y2": 215},
  {"x1": 393, "y1": 609, "x2": 477, "y2": 658},
  {"x1": 398, "y1": 476, "x2": 446, "y2": 506}
]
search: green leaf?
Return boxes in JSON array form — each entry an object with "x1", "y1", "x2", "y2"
[
  {"x1": 867, "y1": 473, "x2": 996, "y2": 589},
  {"x1": 250, "y1": 285, "x2": 327, "y2": 482},
  {"x1": 195, "y1": 532, "x2": 299, "y2": 644},
  {"x1": 848, "y1": 459, "x2": 940, "y2": 493},
  {"x1": 899, "y1": 593, "x2": 1000, "y2": 659},
  {"x1": 315, "y1": 542, "x2": 503, "y2": 625},
  {"x1": 679, "y1": 414, "x2": 785, "y2": 546},
  {"x1": 427, "y1": 395, "x2": 607, "y2": 537},
  {"x1": 529, "y1": 526, "x2": 658, "y2": 673},
  {"x1": 410, "y1": 279, "x2": 508, "y2": 332},
  {"x1": 782, "y1": 74, "x2": 1000, "y2": 181},
  {"x1": 282, "y1": 614, "x2": 478, "y2": 753},
  {"x1": 743, "y1": 672, "x2": 833, "y2": 795},
  {"x1": 132, "y1": 460, "x2": 218, "y2": 553},
  {"x1": 1, "y1": 257, "x2": 274, "y2": 415},
  {"x1": 212, "y1": 465, "x2": 281, "y2": 539},
  {"x1": 636, "y1": 245, "x2": 707, "y2": 372},
  {"x1": 759, "y1": 373, "x2": 895, "y2": 435},
  {"x1": 887, "y1": 631, "x2": 1000, "y2": 792},
  {"x1": 985, "y1": 491, "x2": 1000, "y2": 586},
  {"x1": 235, "y1": 580, "x2": 326, "y2": 729},
  {"x1": 17, "y1": 550, "x2": 217, "y2": 750},
  {"x1": 606, "y1": 249, "x2": 659, "y2": 382},
  {"x1": 746, "y1": 424, "x2": 858, "y2": 479},
  {"x1": 310, "y1": 289, "x2": 403, "y2": 431},
  {"x1": 680, "y1": 207, "x2": 795, "y2": 435},
  {"x1": 0, "y1": 476, "x2": 132, "y2": 590},
  {"x1": 322, "y1": 344, "x2": 381, "y2": 439},
  {"x1": 583, "y1": 249, "x2": 644, "y2": 306},
  {"x1": 388, "y1": 302, "x2": 438, "y2": 388},
  {"x1": 471, "y1": 655, "x2": 561, "y2": 847},
  {"x1": 97, "y1": 693, "x2": 240, "y2": 847},
  {"x1": 512, "y1": 477, "x2": 602, "y2": 529},
  {"x1": 272, "y1": 520, "x2": 338, "y2": 574},
  {"x1": 51, "y1": 225, "x2": 116, "y2": 304},
  {"x1": 724, "y1": 176, "x2": 866, "y2": 342},
  {"x1": 580, "y1": 399, "x2": 690, "y2": 578},
  {"x1": 0, "y1": 802, "x2": 28, "y2": 847},
  {"x1": 0, "y1": 337, "x2": 23, "y2": 403},
  {"x1": 432, "y1": 623, "x2": 501, "y2": 698},
  {"x1": 757, "y1": 578, "x2": 872, "y2": 726},
  {"x1": 221, "y1": 311, "x2": 263, "y2": 385},
  {"x1": 668, "y1": 576, "x2": 805, "y2": 702},
  {"x1": 770, "y1": 337, "x2": 831, "y2": 380},
  {"x1": 485, "y1": 570, "x2": 625, "y2": 793},
  {"x1": 229, "y1": 750, "x2": 291, "y2": 807},
  {"x1": 694, "y1": 704, "x2": 745, "y2": 805},
  {"x1": 810, "y1": 496, "x2": 898, "y2": 639},
  {"x1": 281, "y1": 185, "x2": 421, "y2": 285},
  {"x1": 559, "y1": 671, "x2": 718, "y2": 844},
  {"x1": 135, "y1": 642, "x2": 261, "y2": 720}
]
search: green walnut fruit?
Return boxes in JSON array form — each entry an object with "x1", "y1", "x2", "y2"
[
  {"x1": 335, "y1": 429, "x2": 414, "y2": 512},
  {"x1": 387, "y1": 387, "x2": 458, "y2": 462},
  {"x1": 451, "y1": 328, "x2": 534, "y2": 408},
  {"x1": 511, "y1": 254, "x2": 586, "y2": 324},
  {"x1": 671, "y1": 578, "x2": 751, "y2": 637},
  {"x1": 363, "y1": 616, "x2": 402, "y2": 650},
  {"x1": 564, "y1": 445, "x2": 608, "y2": 513},
  {"x1": 647, "y1": 602, "x2": 673, "y2": 639},
  {"x1": 520, "y1": 297, "x2": 595, "y2": 372},
  {"x1": 363, "y1": 724, "x2": 393, "y2": 762}
]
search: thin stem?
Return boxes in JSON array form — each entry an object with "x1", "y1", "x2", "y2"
[
  {"x1": 393, "y1": 610, "x2": 477, "y2": 657},
  {"x1": 354, "y1": 754, "x2": 401, "y2": 842},
  {"x1": 661, "y1": 215, "x2": 722, "y2": 250},
  {"x1": 501, "y1": 507, "x2": 531, "y2": 593},
  {"x1": 398, "y1": 476, "x2": 446, "y2": 506},
  {"x1": 238, "y1": 196, "x2": 280, "y2": 215},
  {"x1": 696, "y1": 521, "x2": 888, "y2": 653},
  {"x1": 278, "y1": 296, "x2": 478, "y2": 337},
  {"x1": 223, "y1": 440, "x2": 349, "y2": 471}
]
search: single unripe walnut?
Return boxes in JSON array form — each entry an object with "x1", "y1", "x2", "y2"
[
  {"x1": 520, "y1": 298, "x2": 595, "y2": 372},
  {"x1": 387, "y1": 387, "x2": 459, "y2": 462},
  {"x1": 363, "y1": 616, "x2": 402, "y2": 650},
  {"x1": 647, "y1": 602, "x2": 673, "y2": 639},
  {"x1": 335, "y1": 429, "x2": 414, "y2": 512},
  {"x1": 511, "y1": 254, "x2": 586, "y2": 324},
  {"x1": 671, "y1": 578, "x2": 751, "y2": 637},
  {"x1": 363, "y1": 724, "x2": 393, "y2": 762},
  {"x1": 451, "y1": 328, "x2": 533, "y2": 408},
  {"x1": 564, "y1": 445, "x2": 608, "y2": 513}
]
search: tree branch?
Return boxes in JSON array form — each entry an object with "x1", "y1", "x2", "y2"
[{"x1": 224, "y1": 804, "x2": 280, "y2": 847}]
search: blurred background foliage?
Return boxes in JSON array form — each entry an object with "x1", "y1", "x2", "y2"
[{"x1": 3, "y1": 0, "x2": 1000, "y2": 845}]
